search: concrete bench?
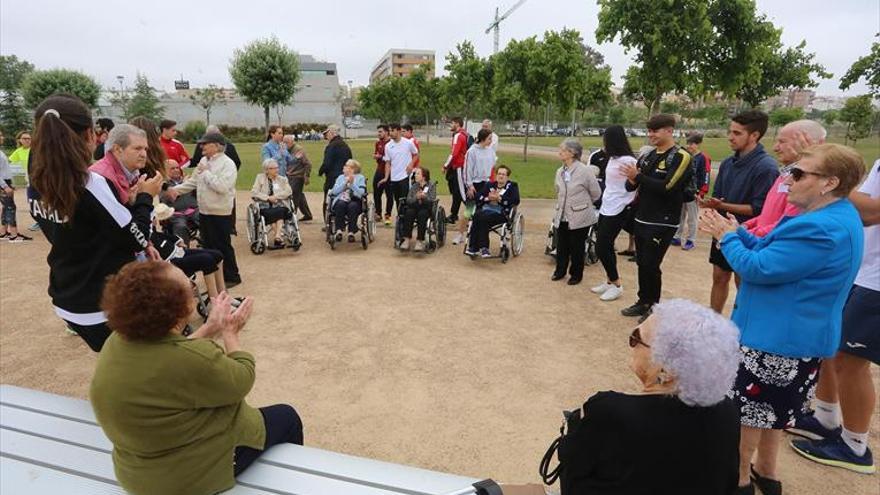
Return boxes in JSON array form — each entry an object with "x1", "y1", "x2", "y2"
[{"x1": 0, "y1": 384, "x2": 487, "y2": 495}]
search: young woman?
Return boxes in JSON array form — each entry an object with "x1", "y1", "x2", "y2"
[
  {"x1": 129, "y1": 116, "x2": 168, "y2": 178},
  {"x1": 453, "y1": 128, "x2": 495, "y2": 245},
  {"x1": 591, "y1": 125, "x2": 638, "y2": 301},
  {"x1": 27, "y1": 94, "x2": 162, "y2": 351}
]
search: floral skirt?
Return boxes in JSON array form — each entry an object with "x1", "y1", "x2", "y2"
[{"x1": 727, "y1": 346, "x2": 821, "y2": 430}]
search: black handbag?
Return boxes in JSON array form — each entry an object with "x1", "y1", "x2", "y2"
[{"x1": 539, "y1": 405, "x2": 585, "y2": 494}]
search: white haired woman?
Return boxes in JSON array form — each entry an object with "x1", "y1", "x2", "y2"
[
  {"x1": 251, "y1": 159, "x2": 293, "y2": 249},
  {"x1": 543, "y1": 299, "x2": 741, "y2": 494}
]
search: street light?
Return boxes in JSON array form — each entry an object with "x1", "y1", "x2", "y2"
[{"x1": 116, "y1": 75, "x2": 124, "y2": 94}]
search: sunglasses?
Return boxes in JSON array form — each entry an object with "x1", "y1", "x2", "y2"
[
  {"x1": 788, "y1": 166, "x2": 827, "y2": 182},
  {"x1": 629, "y1": 326, "x2": 650, "y2": 348}
]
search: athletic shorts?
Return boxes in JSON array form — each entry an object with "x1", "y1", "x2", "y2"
[
  {"x1": 709, "y1": 239, "x2": 733, "y2": 272},
  {"x1": 839, "y1": 285, "x2": 880, "y2": 364}
]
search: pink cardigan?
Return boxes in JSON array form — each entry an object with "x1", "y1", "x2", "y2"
[{"x1": 742, "y1": 175, "x2": 800, "y2": 237}]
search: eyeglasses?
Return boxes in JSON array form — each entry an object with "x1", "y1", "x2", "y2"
[
  {"x1": 789, "y1": 166, "x2": 827, "y2": 182},
  {"x1": 629, "y1": 326, "x2": 650, "y2": 348}
]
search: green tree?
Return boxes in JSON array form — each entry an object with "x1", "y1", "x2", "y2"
[
  {"x1": 402, "y1": 64, "x2": 439, "y2": 126},
  {"x1": 443, "y1": 41, "x2": 487, "y2": 122},
  {"x1": 494, "y1": 35, "x2": 552, "y2": 160},
  {"x1": 124, "y1": 73, "x2": 164, "y2": 121},
  {"x1": 839, "y1": 95, "x2": 874, "y2": 145},
  {"x1": 21, "y1": 69, "x2": 100, "y2": 109},
  {"x1": 229, "y1": 37, "x2": 301, "y2": 132},
  {"x1": 358, "y1": 76, "x2": 406, "y2": 123},
  {"x1": 768, "y1": 107, "x2": 804, "y2": 130},
  {"x1": 822, "y1": 109, "x2": 839, "y2": 126},
  {"x1": 737, "y1": 40, "x2": 831, "y2": 108},
  {"x1": 0, "y1": 55, "x2": 34, "y2": 144},
  {"x1": 840, "y1": 37, "x2": 880, "y2": 97},
  {"x1": 188, "y1": 85, "x2": 227, "y2": 125}
]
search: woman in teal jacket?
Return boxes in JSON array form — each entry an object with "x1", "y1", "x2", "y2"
[{"x1": 701, "y1": 143, "x2": 865, "y2": 495}]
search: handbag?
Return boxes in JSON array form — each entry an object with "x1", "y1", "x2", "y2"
[{"x1": 539, "y1": 403, "x2": 588, "y2": 494}]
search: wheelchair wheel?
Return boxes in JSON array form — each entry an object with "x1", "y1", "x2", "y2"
[
  {"x1": 250, "y1": 241, "x2": 266, "y2": 254},
  {"x1": 585, "y1": 225, "x2": 599, "y2": 265},
  {"x1": 435, "y1": 205, "x2": 447, "y2": 247},
  {"x1": 511, "y1": 212, "x2": 525, "y2": 257},
  {"x1": 366, "y1": 200, "x2": 376, "y2": 242}
]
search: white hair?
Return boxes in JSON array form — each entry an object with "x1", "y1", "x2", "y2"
[
  {"x1": 205, "y1": 125, "x2": 220, "y2": 134},
  {"x1": 651, "y1": 299, "x2": 741, "y2": 407},
  {"x1": 561, "y1": 138, "x2": 583, "y2": 160},
  {"x1": 105, "y1": 123, "x2": 146, "y2": 150},
  {"x1": 781, "y1": 119, "x2": 827, "y2": 143},
  {"x1": 261, "y1": 158, "x2": 279, "y2": 171}
]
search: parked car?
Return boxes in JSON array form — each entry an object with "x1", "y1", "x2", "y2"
[{"x1": 583, "y1": 128, "x2": 601, "y2": 137}]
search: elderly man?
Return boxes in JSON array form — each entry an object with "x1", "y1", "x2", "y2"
[
  {"x1": 283, "y1": 134, "x2": 313, "y2": 221},
  {"x1": 190, "y1": 125, "x2": 242, "y2": 170},
  {"x1": 168, "y1": 132, "x2": 240, "y2": 286},
  {"x1": 318, "y1": 124, "x2": 352, "y2": 218},
  {"x1": 481, "y1": 119, "x2": 499, "y2": 156},
  {"x1": 90, "y1": 124, "x2": 149, "y2": 205}
]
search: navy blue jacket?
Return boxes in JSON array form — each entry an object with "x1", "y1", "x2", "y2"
[
  {"x1": 713, "y1": 144, "x2": 778, "y2": 223},
  {"x1": 477, "y1": 181, "x2": 520, "y2": 217},
  {"x1": 318, "y1": 136, "x2": 353, "y2": 186}
]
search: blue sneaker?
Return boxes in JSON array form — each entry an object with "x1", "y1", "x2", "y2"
[
  {"x1": 790, "y1": 436, "x2": 876, "y2": 474},
  {"x1": 670, "y1": 237, "x2": 681, "y2": 246},
  {"x1": 682, "y1": 240, "x2": 695, "y2": 251},
  {"x1": 784, "y1": 412, "x2": 841, "y2": 441}
]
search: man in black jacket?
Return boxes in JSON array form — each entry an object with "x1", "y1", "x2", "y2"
[
  {"x1": 620, "y1": 114, "x2": 693, "y2": 319},
  {"x1": 189, "y1": 125, "x2": 242, "y2": 169},
  {"x1": 318, "y1": 124, "x2": 352, "y2": 218}
]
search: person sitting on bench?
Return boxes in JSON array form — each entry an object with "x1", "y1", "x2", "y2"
[{"x1": 90, "y1": 261, "x2": 303, "y2": 495}]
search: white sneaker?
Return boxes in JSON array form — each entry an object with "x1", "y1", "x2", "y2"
[
  {"x1": 400, "y1": 238, "x2": 410, "y2": 250},
  {"x1": 600, "y1": 285, "x2": 624, "y2": 301},
  {"x1": 590, "y1": 282, "x2": 614, "y2": 294},
  {"x1": 452, "y1": 233, "x2": 463, "y2": 245},
  {"x1": 414, "y1": 240, "x2": 425, "y2": 252}
]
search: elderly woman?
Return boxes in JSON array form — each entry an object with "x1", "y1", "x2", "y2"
[
  {"x1": 90, "y1": 261, "x2": 302, "y2": 495},
  {"x1": 541, "y1": 299, "x2": 741, "y2": 494},
  {"x1": 552, "y1": 138, "x2": 602, "y2": 285},
  {"x1": 251, "y1": 158, "x2": 293, "y2": 249},
  {"x1": 329, "y1": 159, "x2": 367, "y2": 242},
  {"x1": 466, "y1": 165, "x2": 520, "y2": 258},
  {"x1": 700, "y1": 143, "x2": 865, "y2": 495},
  {"x1": 399, "y1": 167, "x2": 436, "y2": 251}
]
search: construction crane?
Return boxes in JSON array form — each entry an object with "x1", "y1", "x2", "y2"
[{"x1": 485, "y1": 0, "x2": 528, "y2": 54}]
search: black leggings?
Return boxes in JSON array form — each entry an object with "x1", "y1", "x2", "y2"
[
  {"x1": 170, "y1": 248, "x2": 223, "y2": 277},
  {"x1": 64, "y1": 320, "x2": 111, "y2": 352},
  {"x1": 389, "y1": 179, "x2": 410, "y2": 217},
  {"x1": 469, "y1": 209, "x2": 506, "y2": 250},
  {"x1": 402, "y1": 202, "x2": 431, "y2": 240},
  {"x1": 596, "y1": 211, "x2": 629, "y2": 282},
  {"x1": 446, "y1": 168, "x2": 462, "y2": 217},
  {"x1": 373, "y1": 171, "x2": 394, "y2": 217},
  {"x1": 234, "y1": 404, "x2": 304, "y2": 476}
]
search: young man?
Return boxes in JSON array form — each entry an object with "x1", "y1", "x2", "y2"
[
  {"x1": 380, "y1": 124, "x2": 418, "y2": 221},
  {"x1": 619, "y1": 114, "x2": 692, "y2": 319},
  {"x1": 159, "y1": 119, "x2": 191, "y2": 168},
  {"x1": 372, "y1": 125, "x2": 392, "y2": 223},
  {"x1": 402, "y1": 124, "x2": 421, "y2": 169},
  {"x1": 673, "y1": 133, "x2": 711, "y2": 250},
  {"x1": 443, "y1": 117, "x2": 469, "y2": 224},
  {"x1": 699, "y1": 111, "x2": 778, "y2": 313},
  {"x1": 788, "y1": 159, "x2": 879, "y2": 474}
]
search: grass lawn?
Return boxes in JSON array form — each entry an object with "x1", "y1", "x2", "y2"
[
  {"x1": 234, "y1": 140, "x2": 561, "y2": 198},
  {"x1": 503, "y1": 135, "x2": 880, "y2": 169}
]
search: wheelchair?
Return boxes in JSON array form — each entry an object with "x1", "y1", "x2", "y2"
[
  {"x1": 543, "y1": 221, "x2": 599, "y2": 266},
  {"x1": 246, "y1": 198, "x2": 302, "y2": 254},
  {"x1": 324, "y1": 193, "x2": 376, "y2": 250},
  {"x1": 393, "y1": 198, "x2": 446, "y2": 253},
  {"x1": 462, "y1": 205, "x2": 524, "y2": 263}
]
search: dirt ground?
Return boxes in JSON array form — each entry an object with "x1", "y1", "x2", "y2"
[{"x1": 1, "y1": 191, "x2": 877, "y2": 495}]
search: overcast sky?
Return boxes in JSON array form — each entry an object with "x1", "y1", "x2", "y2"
[{"x1": 2, "y1": 0, "x2": 877, "y2": 97}]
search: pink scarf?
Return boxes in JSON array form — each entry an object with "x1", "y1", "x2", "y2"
[{"x1": 89, "y1": 153, "x2": 132, "y2": 204}]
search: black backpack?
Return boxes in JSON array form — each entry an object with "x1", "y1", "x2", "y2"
[{"x1": 466, "y1": 132, "x2": 475, "y2": 149}]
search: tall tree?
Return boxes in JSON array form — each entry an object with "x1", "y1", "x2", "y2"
[
  {"x1": 402, "y1": 64, "x2": 438, "y2": 126},
  {"x1": 494, "y1": 36, "x2": 552, "y2": 160},
  {"x1": 839, "y1": 37, "x2": 880, "y2": 97},
  {"x1": 188, "y1": 85, "x2": 228, "y2": 125},
  {"x1": 229, "y1": 37, "x2": 300, "y2": 132},
  {"x1": 443, "y1": 41, "x2": 487, "y2": 122},
  {"x1": 358, "y1": 76, "x2": 406, "y2": 123},
  {"x1": 736, "y1": 40, "x2": 831, "y2": 108},
  {"x1": 0, "y1": 55, "x2": 34, "y2": 143},
  {"x1": 839, "y1": 95, "x2": 874, "y2": 145},
  {"x1": 21, "y1": 69, "x2": 101, "y2": 109},
  {"x1": 124, "y1": 73, "x2": 164, "y2": 121}
]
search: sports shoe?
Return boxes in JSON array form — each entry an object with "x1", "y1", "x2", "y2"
[
  {"x1": 445, "y1": 214, "x2": 458, "y2": 224},
  {"x1": 600, "y1": 285, "x2": 624, "y2": 301},
  {"x1": 785, "y1": 412, "x2": 842, "y2": 441},
  {"x1": 790, "y1": 436, "x2": 876, "y2": 474},
  {"x1": 348, "y1": 234, "x2": 356, "y2": 243},
  {"x1": 414, "y1": 240, "x2": 425, "y2": 252},
  {"x1": 682, "y1": 240, "x2": 695, "y2": 251},
  {"x1": 621, "y1": 302, "x2": 651, "y2": 317},
  {"x1": 28, "y1": 222, "x2": 41, "y2": 231},
  {"x1": 384, "y1": 215, "x2": 392, "y2": 226},
  {"x1": 480, "y1": 248, "x2": 491, "y2": 258},
  {"x1": 8, "y1": 234, "x2": 32, "y2": 243},
  {"x1": 400, "y1": 238, "x2": 410, "y2": 250},
  {"x1": 335, "y1": 231, "x2": 343, "y2": 242},
  {"x1": 0, "y1": 232, "x2": 9, "y2": 240},
  {"x1": 452, "y1": 232, "x2": 463, "y2": 245},
  {"x1": 670, "y1": 237, "x2": 681, "y2": 246},
  {"x1": 465, "y1": 247, "x2": 478, "y2": 256},
  {"x1": 590, "y1": 282, "x2": 614, "y2": 294}
]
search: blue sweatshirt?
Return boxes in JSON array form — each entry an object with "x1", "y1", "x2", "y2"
[{"x1": 712, "y1": 143, "x2": 778, "y2": 223}]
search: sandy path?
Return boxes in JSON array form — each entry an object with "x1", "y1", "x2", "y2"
[{"x1": 1, "y1": 191, "x2": 877, "y2": 494}]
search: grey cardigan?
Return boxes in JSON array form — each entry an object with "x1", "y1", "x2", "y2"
[
  {"x1": 406, "y1": 180, "x2": 437, "y2": 206},
  {"x1": 553, "y1": 160, "x2": 602, "y2": 230}
]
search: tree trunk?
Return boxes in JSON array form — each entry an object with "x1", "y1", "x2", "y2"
[
  {"x1": 523, "y1": 105, "x2": 534, "y2": 163},
  {"x1": 649, "y1": 95, "x2": 661, "y2": 116},
  {"x1": 425, "y1": 110, "x2": 430, "y2": 145},
  {"x1": 206, "y1": 108, "x2": 211, "y2": 126},
  {"x1": 571, "y1": 107, "x2": 577, "y2": 137},
  {"x1": 264, "y1": 106, "x2": 270, "y2": 134}
]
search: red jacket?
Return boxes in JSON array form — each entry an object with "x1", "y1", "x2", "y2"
[
  {"x1": 449, "y1": 131, "x2": 468, "y2": 169},
  {"x1": 374, "y1": 138, "x2": 389, "y2": 174},
  {"x1": 409, "y1": 137, "x2": 421, "y2": 168},
  {"x1": 160, "y1": 136, "x2": 191, "y2": 167}
]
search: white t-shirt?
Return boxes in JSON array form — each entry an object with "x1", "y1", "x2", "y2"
[
  {"x1": 599, "y1": 155, "x2": 638, "y2": 216},
  {"x1": 855, "y1": 160, "x2": 879, "y2": 291},
  {"x1": 489, "y1": 132, "x2": 499, "y2": 154},
  {"x1": 383, "y1": 138, "x2": 418, "y2": 182}
]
